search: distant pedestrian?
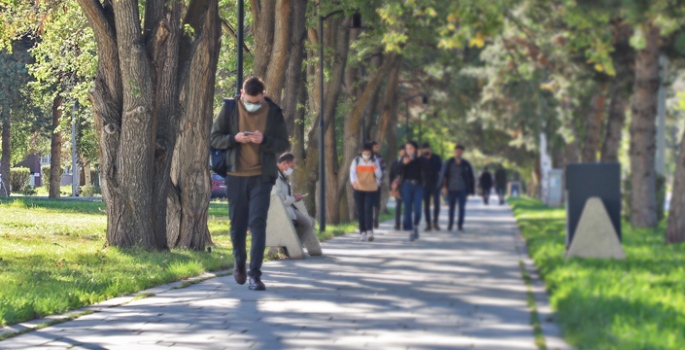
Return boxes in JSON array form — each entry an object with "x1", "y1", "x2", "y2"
[
  {"x1": 273, "y1": 153, "x2": 314, "y2": 253},
  {"x1": 398, "y1": 141, "x2": 429, "y2": 241},
  {"x1": 495, "y1": 164, "x2": 508, "y2": 205},
  {"x1": 210, "y1": 77, "x2": 290, "y2": 291},
  {"x1": 438, "y1": 145, "x2": 475, "y2": 232},
  {"x1": 389, "y1": 145, "x2": 406, "y2": 230},
  {"x1": 370, "y1": 141, "x2": 387, "y2": 229},
  {"x1": 479, "y1": 167, "x2": 493, "y2": 205},
  {"x1": 421, "y1": 142, "x2": 442, "y2": 231},
  {"x1": 350, "y1": 143, "x2": 382, "y2": 242}
]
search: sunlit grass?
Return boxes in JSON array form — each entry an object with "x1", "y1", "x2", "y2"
[
  {"x1": 510, "y1": 197, "x2": 685, "y2": 350},
  {"x1": 0, "y1": 198, "x2": 233, "y2": 327}
]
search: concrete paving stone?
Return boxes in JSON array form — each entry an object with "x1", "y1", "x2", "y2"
[{"x1": 0, "y1": 197, "x2": 572, "y2": 350}]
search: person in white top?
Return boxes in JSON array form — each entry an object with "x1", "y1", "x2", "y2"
[
  {"x1": 350, "y1": 143, "x2": 383, "y2": 242},
  {"x1": 272, "y1": 153, "x2": 314, "y2": 250}
]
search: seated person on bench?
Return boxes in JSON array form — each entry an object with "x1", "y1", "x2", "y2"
[{"x1": 272, "y1": 153, "x2": 314, "y2": 246}]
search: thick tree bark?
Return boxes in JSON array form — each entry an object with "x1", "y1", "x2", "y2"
[
  {"x1": 49, "y1": 97, "x2": 63, "y2": 198},
  {"x1": 167, "y1": 0, "x2": 220, "y2": 250},
  {"x1": 581, "y1": 85, "x2": 608, "y2": 163},
  {"x1": 325, "y1": 110, "x2": 340, "y2": 224},
  {"x1": 0, "y1": 117, "x2": 10, "y2": 197},
  {"x1": 629, "y1": 23, "x2": 660, "y2": 228},
  {"x1": 78, "y1": 0, "x2": 217, "y2": 249},
  {"x1": 666, "y1": 127, "x2": 685, "y2": 243},
  {"x1": 600, "y1": 83, "x2": 626, "y2": 163},
  {"x1": 281, "y1": 0, "x2": 307, "y2": 133},
  {"x1": 251, "y1": 0, "x2": 291, "y2": 104},
  {"x1": 378, "y1": 63, "x2": 401, "y2": 214}
]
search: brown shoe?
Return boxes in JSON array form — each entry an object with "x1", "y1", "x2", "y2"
[
  {"x1": 424, "y1": 222, "x2": 432, "y2": 231},
  {"x1": 234, "y1": 263, "x2": 247, "y2": 285},
  {"x1": 434, "y1": 221, "x2": 441, "y2": 231}
]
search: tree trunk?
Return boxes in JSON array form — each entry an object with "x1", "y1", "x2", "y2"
[
  {"x1": 325, "y1": 107, "x2": 340, "y2": 224},
  {"x1": 167, "y1": 0, "x2": 220, "y2": 250},
  {"x1": 281, "y1": 0, "x2": 307, "y2": 133},
  {"x1": 49, "y1": 97, "x2": 63, "y2": 198},
  {"x1": 81, "y1": 158, "x2": 91, "y2": 187},
  {"x1": 378, "y1": 63, "x2": 400, "y2": 214},
  {"x1": 78, "y1": 0, "x2": 218, "y2": 249},
  {"x1": 666, "y1": 126, "x2": 685, "y2": 243},
  {"x1": 600, "y1": 83, "x2": 626, "y2": 163},
  {"x1": 251, "y1": 0, "x2": 291, "y2": 104},
  {"x1": 630, "y1": 23, "x2": 660, "y2": 228},
  {"x1": 0, "y1": 117, "x2": 10, "y2": 197},
  {"x1": 581, "y1": 86, "x2": 608, "y2": 163}
]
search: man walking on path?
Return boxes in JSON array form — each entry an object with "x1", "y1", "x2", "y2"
[
  {"x1": 389, "y1": 145, "x2": 405, "y2": 230},
  {"x1": 438, "y1": 145, "x2": 475, "y2": 232},
  {"x1": 370, "y1": 141, "x2": 386, "y2": 229},
  {"x1": 210, "y1": 77, "x2": 290, "y2": 291},
  {"x1": 421, "y1": 142, "x2": 443, "y2": 231},
  {"x1": 479, "y1": 167, "x2": 493, "y2": 205},
  {"x1": 398, "y1": 141, "x2": 429, "y2": 241},
  {"x1": 495, "y1": 164, "x2": 508, "y2": 205}
]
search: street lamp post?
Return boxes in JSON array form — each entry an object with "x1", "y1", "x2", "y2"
[
  {"x1": 404, "y1": 94, "x2": 428, "y2": 142},
  {"x1": 318, "y1": 10, "x2": 363, "y2": 233},
  {"x1": 236, "y1": 0, "x2": 244, "y2": 95}
]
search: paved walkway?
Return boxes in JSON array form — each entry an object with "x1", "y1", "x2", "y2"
[{"x1": 0, "y1": 198, "x2": 571, "y2": 350}]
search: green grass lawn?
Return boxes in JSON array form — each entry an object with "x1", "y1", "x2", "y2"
[
  {"x1": 510, "y1": 197, "x2": 685, "y2": 350},
  {"x1": 0, "y1": 196, "x2": 392, "y2": 327}
]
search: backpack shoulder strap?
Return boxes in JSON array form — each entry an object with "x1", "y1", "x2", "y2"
[
  {"x1": 355, "y1": 157, "x2": 360, "y2": 166},
  {"x1": 223, "y1": 98, "x2": 236, "y2": 120}
]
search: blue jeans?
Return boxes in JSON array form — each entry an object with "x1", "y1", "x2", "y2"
[
  {"x1": 401, "y1": 181, "x2": 424, "y2": 231},
  {"x1": 447, "y1": 190, "x2": 467, "y2": 230}
]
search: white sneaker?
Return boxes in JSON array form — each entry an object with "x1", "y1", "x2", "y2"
[
  {"x1": 359, "y1": 232, "x2": 368, "y2": 242},
  {"x1": 367, "y1": 232, "x2": 375, "y2": 242}
]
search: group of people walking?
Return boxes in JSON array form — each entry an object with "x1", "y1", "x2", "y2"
[{"x1": 210, "y1": 76, "x2": 508, "y2": 292}]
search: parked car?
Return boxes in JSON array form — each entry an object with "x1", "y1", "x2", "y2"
[{"x1": 211, "y1": 173, "x2": 226, "y2": 199}]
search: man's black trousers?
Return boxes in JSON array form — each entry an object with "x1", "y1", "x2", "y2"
[
  {"x1": 226, "y1": 175, "x2": 273, "y2": 278},
  {"x1": 423, "y1": 185, "x2": 440, "y2": 225}
]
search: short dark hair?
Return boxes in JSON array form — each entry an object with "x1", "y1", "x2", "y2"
[
  {"x1": 421, "y1": 142, "x2": 431, "y2": 149},
  {"x1": 362, "y1": 142, "x2": 374, "y2": 153},
  {"x1": 399, "y1": 144, "x2": 406, "y2": 151},
  {"x1": 369, "y1": 141, "x2": 378, "y2": 147},
  {"x1": 406, "y1": 141, "x2": 419, "y2": 150},
  {"x1": 278, "y1": 153, "x2": 295, "y2": 164},
  {"x1": 243, "y1": 77, "x2": 265, "y2": 96},
  {"x1": 455, "y1": 145, "x2": 465, "y2": 150}
]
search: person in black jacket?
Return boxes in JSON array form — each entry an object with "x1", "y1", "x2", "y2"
[
  {"x1": 210, "y1": 77, "x2": 290, "y2": 291},
  {"x1": 388, "y1": 145, "x2": 406, "y2": 230},
  {"x1": 479, "y1": 167, "x2": 493, "y2": 205},
  {"x1": 421, "y1": 142, "x2": 443, "y2": 231},
  {"x1": 437, "y1": 145, "x2": 475, "y2": 232},
  {"x1": 495, "y1": 164, "x2": 508, "y2": 205},
  {"x1": 398, "y1": 141, "x2": 430, "y2": 241}
]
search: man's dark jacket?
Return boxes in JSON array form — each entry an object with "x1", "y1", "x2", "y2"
[
  {"x1": 495, "y1": 169, "x2": 507, "y2": 187},
  {"x1": 422, "y1": 154, "x2": 443, "y2": 190},
  {"x1": 479, "y1": 171, "x2": 493, "y2": 190},
  {"x1": 437, "y1": 157, "x2": 475, "y2": 195},
  {"x1": 210, "y1": 97, "x2": 290, "y2": 183}
]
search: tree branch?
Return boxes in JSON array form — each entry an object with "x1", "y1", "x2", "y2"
[{"x1": 220, "y1": 18, "x2": 251, "y2": 54}]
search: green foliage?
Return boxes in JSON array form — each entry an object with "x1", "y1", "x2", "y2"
[
  {"x1": 9, "y1": 166, "x2": 30, "y2": 191},
  {"x1": 510, "y1": 197, "x2": 685, "y2": 349},
  {"x1": 21, "y1": 184, "x2": 36, "y2": 196}
]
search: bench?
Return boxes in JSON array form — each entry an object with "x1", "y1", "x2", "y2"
[{"x1": 265, "y1": 194, "x2": 323, "y2": 259}]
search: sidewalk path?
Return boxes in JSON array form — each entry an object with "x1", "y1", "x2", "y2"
[{"x1": 0, "y1": 198, "x2": 571, "y2": 349}]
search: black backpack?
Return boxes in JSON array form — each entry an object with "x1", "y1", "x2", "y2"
[{"x1": 210, "y1": 99, "x2": 236, "y2": 177}]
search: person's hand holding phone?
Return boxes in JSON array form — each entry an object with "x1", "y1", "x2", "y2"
[
  {"x1": 249, "y1": 130, "x2": 264, "y2": 144},
  {"x1": 235, "y1": 132, "x2": 250, "y2": 143}
]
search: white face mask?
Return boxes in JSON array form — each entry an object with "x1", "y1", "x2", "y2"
[
  {"x1": 362, "y1": 154, "x2": 371, "y2": 160},
  {"x1": 244, "y1": 100, "x2": 262, "y2": 113},
  {"x1": 283, "y1": 167, "x2": 293, "y2": 176}
]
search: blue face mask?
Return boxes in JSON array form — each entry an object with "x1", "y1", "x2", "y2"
[{"x1": 244, "y1": 101, "x2": 262, "y2": 113}]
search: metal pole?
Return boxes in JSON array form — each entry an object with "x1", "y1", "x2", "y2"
[
  {"x1": 405, "y1": 100, "x2": 409, "y2": 142},
  {"x1": 71, "y1": 101, "x2": 78, "y2": 197},
  {"x1": 236, "y1": 0, "x2": 244, "y2": 95},
  {"x1": 318, "y1": 15, "x2": 326, "y2": 233}
]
